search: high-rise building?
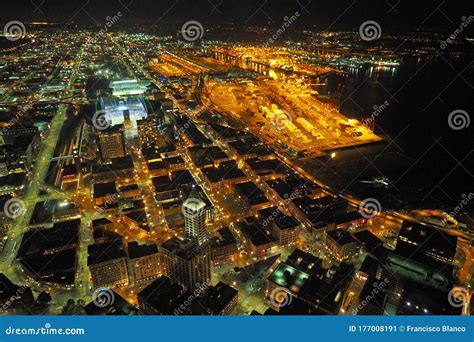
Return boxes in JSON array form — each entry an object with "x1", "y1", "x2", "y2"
[
  {"x1": 98, "y1": 127, "x2": 126, "y2": 161},
  {"x1": 160, "y1": 237, "x2": 211, "y2": 292},
  {"x1": 182, "y1": 186, "x2": 207, "y2": 246},
  {"x1": 127, "y1": 241, "x2": 161, "y2": 285},
  {"x1": 88, "y1": 240, "x2": 129, "y2": 288}
]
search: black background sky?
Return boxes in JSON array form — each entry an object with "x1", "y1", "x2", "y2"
[{"x1": 0, "y1": 0, "x2": 472, "y2": 32}]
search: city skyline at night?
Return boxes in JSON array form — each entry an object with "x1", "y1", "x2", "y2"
[{"x1": 0, "y1": 0, "x2": 472, "y2": 318}]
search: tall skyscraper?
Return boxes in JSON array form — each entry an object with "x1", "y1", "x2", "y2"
[
  {"x1": 161, "y1": 237, "x2": 211, "y2": 292},
  {"x1": 182, "y1": 186, "x2": 207, "y2": 246}
]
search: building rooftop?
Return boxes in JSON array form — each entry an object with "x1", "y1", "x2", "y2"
[
  {"x1": 111, "y1": 79, "x2": 150, "y2": 96},
  {"x1": 211, "y1": 227, "x2": 237, "y2": 247},
  {"x1": 354, "y1": 230, "x2": 383, "y2": 252},
  {"x1": 175, "y1": 115, "x2": 211, "y2": 145},
  {"x1": 286, "y1": 249, "x2": 322, "y2": 275},
  {"x1": 274, "y1": 214, "x2": 300, "y2": 230},
  {"x1": 397, "y1": 221, "x2": 457, "y2": 261},
  {"x1": 326, "y1": 229, "x2": 357, "y2": 246},
  {"x1": 235, "y1": 181, "x2": 268, "y2": 205},
  {"x1": 268, "y1": 262, "x2": 310, "y2": 294},
  {"x1": 202, "y1": 160, "x2": 245, "y2": 183},
  {"x1": 87, "y1": 240, "x2": 126, "y2": 266},
  {"x1": 170, "y1": 170, "x2": 196, "y2": 187},
  {"x1": 128, "y1": 241, "x2": 158, "y2": 259},
  {"x1": 141, "y1": 145, "x2": 176, "y2": 161},
  {"x1": 93, "y1": 181, "x2": 117, "y2": 198},
  {"x1": 161, "y1": 237, "x2": 208, "y2": 261},
  {"x1": 292, "y1": 195, "x2": 348, "y2": 221},
  {"x1": 228, "y1": 139, "x2": 272, "y2": 157},
  {"x1": 238, "y1": 218, "x2": 276, "y2": 247},
  {"x1": 0, "y1": 273, "x2": 34, "y2": 309},
  {"x1": 188, "y1": 145, "x2": 228, "y2": 167},
  {"x1": 99, "y1": 96, "x2": 148, "y2": 126},
  {"x1": 193, "y1": 282, "x2": 238, "y2": 315},
  {"x1": 209, "y1": 123, "x2": 246, "y2": 140},
  {"x1": 138, "y1": 276, "x2": 188, "y2": 315},
  {"x1": 245, "y1": 157, "x2": 287, "y2": 175},
  {"x1": 92, "y1": 156, "x2": 133, "y2": 174},
  {"x1": 17, "y1": 219, "x2": 80, "y2": 285},
  {"x1": 148, "y1": 160, "x2": 166, "y2": 171}
]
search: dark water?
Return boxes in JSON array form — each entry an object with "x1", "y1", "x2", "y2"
[{"x1": 309, "y1": 55, "x2": 473, "y2": 210}]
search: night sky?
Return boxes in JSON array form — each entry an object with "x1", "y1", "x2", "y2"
[{"x1": 0, "y1": 0, "x2": 471, "y2": 32}]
